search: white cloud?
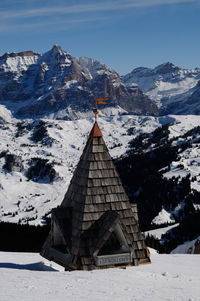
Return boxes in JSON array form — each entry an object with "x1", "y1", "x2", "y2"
[
  {"x1": 0, "y1": 0, "x2": 198, "y2": 34},
  {"x1": 0, "y1": 0, "x2": 197, "y2": 21},
  {"x1": 126, "y1": 0, "x2": 197, "y2": 8},
  {"x1": 0, "y1": 15, "x2": 109, "y2": 33}
]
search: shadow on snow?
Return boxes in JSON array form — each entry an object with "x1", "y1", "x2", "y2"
[{"x1": 0, "y1": 261, "x2": 57, "y2": 271}]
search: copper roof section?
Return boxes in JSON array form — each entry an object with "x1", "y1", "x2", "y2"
[{"x1": 89, "y1": 121, "x2": 103, "y2": 137}]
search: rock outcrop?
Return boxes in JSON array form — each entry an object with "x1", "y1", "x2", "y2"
[{"x1": 0, "y1": 45, "x2": 158, "y2": 119}]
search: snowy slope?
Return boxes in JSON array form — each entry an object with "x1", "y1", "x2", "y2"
[
  {"x1": 151, "y1": 208, "x2": 176, "y2": 225},
  {"x1": 163, "y1": 117, "x2": 200, "y2": 192},
  {"x1": 0, "y1": 251, "x2": 200, "y2": 301},
  {"x1": 171, "y1": 236, "x2": 200, "y2": 254},
  {"x1": 0, "y1": 51, "x2": 40, "y2": 72},
  {"x1": 77, "y1": 56, "x2": 116, "y2": 79},
  {"x1": 145, "y1": 223, "x2": 179, "y2": 240},
  {"x1": 0, "y1": 104, "x2": 200, "y2": 225},
  {"x1": 0, "y1": 107, "x2": 163, "y2": 225}
]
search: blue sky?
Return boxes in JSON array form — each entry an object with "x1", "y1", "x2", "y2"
[{"x1": 0, "y1": 0, "x2": 200, "y2": 74}]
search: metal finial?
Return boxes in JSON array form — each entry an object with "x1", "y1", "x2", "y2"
[{"x1": 93, "y1": 97, "x2": 108, "y2": 120}]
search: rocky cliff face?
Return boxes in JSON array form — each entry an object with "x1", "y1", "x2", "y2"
[
  {"x1": 0, "y1": 45, "x2": 158, "y2": 119},
  {"x1": 122, "y1": 62, "x2": 200, "y2": 115}
]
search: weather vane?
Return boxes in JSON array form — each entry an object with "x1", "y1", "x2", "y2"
[{"x1": 93, "y1": 97, "x2": 109, "y2": 121}]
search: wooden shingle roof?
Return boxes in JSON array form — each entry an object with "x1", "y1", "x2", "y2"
[
  {"x1": 61, "y1": 122, "x2": 147, "y2": 259},
  {"x1": 41, "y1": 121, "x2": 150, "y2": 270}
]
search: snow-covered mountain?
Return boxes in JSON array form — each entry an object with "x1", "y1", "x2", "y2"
[
  {"x1": 122, "y1": 62, "x2": 200, "y2": 114},
  {"x1": 0, "y1": 45, "x2": 158, "y2": 119},
  {"x1": 1, "y1": 48, "x2": 200, "y2": 117}
]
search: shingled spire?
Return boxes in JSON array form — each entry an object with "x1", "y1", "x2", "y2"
[{"x1": 41, "y1": 120, "x2": 150, "y2": 270}]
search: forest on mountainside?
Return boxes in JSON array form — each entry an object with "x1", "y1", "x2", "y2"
[{"x1": 115, "y1": 124, "x2": 200, "y2": 252}]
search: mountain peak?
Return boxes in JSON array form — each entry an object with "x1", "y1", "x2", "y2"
[
  {"x1": 49, "y1": 44, "x2": 66, "y2": 56},
  {"x1": 154, "y1": 62, "x2": 180, "y2": 74},
  {"x1": 41, "y1": 45, "x2": 72, "y2": 65},
  {"x1": 52, "y1": 44, "x2": 62, "y2": 52},
  {"x1": 45, "y1": 44, "x2": 69, "y2": 57}
]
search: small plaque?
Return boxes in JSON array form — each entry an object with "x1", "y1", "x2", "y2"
[{"x1": 94, "y1": 253, "x2": 132, "y2": 266}]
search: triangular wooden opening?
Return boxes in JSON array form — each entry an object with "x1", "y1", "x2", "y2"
[
  {"x1": 97, "y1": 224, "x2": 130, "y2": 256},
  {"x1": 93, "y1": 223, "x2": 132, "y2": 267}
]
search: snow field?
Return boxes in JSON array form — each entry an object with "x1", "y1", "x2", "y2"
[
  {"x1": 0, "y1": 251, "x2": 200, "y2": 301},
  {"x1": 145, "y1": 223, "x2": 179, "y2": 240}
]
